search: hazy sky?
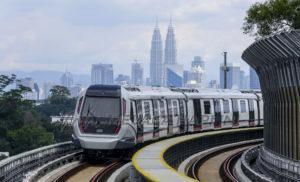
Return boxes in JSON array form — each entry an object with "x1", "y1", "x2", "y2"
[{"x1": 0, "y1": 0, "x2": 263, "y2": 82}]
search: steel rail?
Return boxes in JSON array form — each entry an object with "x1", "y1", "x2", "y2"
[{"x1": 90, "y1": 160, "x2": 125, "y2": 182}]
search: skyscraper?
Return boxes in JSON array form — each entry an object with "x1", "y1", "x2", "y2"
[
  {"x1": 164, "y1": 18, "x2": 177, "y2": 65},
  {"x1": 150, "y1": 22, "x2": 163, "y2": 86},
  {"x1": 220, "y1": 63, "x2": 240, "y2": 89},
  {"x1": 250, "y1": 67, "x2": 260, "y2": 89},
  {"x1": 191, "y1": 56, "x2": 205, "y2": 69},
  {"x1": 131, "y1": 61, "x2": 144, "y2": 85},
  {"x1": 91, "y1": 63, "x2": 114, "y2": 85},
  {"x1": 60, "y1": 71, "x2": 73, "y2": 88}
]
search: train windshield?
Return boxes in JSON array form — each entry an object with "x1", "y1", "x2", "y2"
[
  {"x1": 81, "y1": 97, "x2": 120, "y2": 118},
  {"x1": 79, "y1": 96, "x2": 121, "y2": 134}
]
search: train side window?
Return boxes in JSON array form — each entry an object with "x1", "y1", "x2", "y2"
[
  {"x1": 153, "y1": 100, "x2": 159, "y2": 118},
  {"x1": 77, "y1": 96, "x2": 83, "y2": 114},
  {"x1": 240, "y1": 100, "x2": 247, "y2": 113},
  {"x1": 130, "y1": 101, "x2": 136, "y2": 123},
  {"x1": 223, "y1": 100, "x2": 230, "y2": 113},
  {"x1": 204, "y1": 101, "x2": 211, "y2": 114},
  {"x1": 143, "y1": 101, "x2": 151, "y2": 120},
  {"x1": 214, "y1": 99, "x2": 221, "y2": 113},
  {"x1": 232, "y1": 99, "x2": 238, "y2": 112},
  {"x1": 159, "y1": 100, "x2": 166, "y2": 120},
  {"x1": 173, "y1": 100, "x2": 179, "y2": 116},
  {"x1": 249, "y1": 99, "x2": 254, "y2": 111},
  {"x1": 136, "y1": 100, "x2": 143, "y2": 121},
  {"x1": 193, "y1": 99, "x2": 201, "y2": 125}
]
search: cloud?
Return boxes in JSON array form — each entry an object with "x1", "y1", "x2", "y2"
[{"x1": 0, "y1": 0, "x2": 263, "y2": 83}]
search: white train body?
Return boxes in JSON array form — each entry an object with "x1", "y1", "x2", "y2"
[{"x1": 72, "y1": 85, "x2": 263, "y2": 151}]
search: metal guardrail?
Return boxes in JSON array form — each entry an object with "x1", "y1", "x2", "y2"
[
  {"x1": 0, "y1": 141, "x2": 78, "y2": 182},
  {"x1": 163, "y1": 128, "x2": 263, "y2": 169},
  {"x1": 258, "y1": 147, "x2": 300, "y2": 181},
  {"x1": 240, "y1": 145, "x2": 272, "y2": 182}
]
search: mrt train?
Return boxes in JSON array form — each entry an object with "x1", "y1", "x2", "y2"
[{"x1": 72, "y1": 85, "x2": 263, "y2": 154}]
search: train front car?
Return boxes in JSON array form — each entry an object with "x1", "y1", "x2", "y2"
[{"x1": 72, "y1": 85, "x2": 135, "y2": 157}]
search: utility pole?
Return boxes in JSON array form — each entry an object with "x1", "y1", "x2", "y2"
[{"x1": 223, "y1": 52, "x2": 228, "y2": 89}]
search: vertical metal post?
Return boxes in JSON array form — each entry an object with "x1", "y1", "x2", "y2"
[{"x1": 223, "y1": 52, "x2": 228, "y2": 89}]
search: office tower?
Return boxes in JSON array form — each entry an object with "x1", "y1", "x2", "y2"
[
  {"x1": 208, "y1": 80, "x2": 219, "y2": 89},
  {"x1": 60, "y1": 71, "x2": 73, "y2": 88},
  {"x1": 69, "y1": 84, "x2": 84, "y2": 98},
  {"x1": 165, "y1": 64, "x2": 183, "y2": 87},
  {"x1": 250, "y1": 67, "x2": 260, "y2": 89},
  {"x1": 42, "y1": 82, "x2": 55, "y2": 99},
  {"x1": 17, "y1": 77, "x2": 38, "y2": 100},
  {"x1": 150, "y1": 22, "x2": 163, "y2": 86},
  {"x1": 183, "y1": 56, "x2": 206, "y2": 88},
  {"x1": 131, "y1": 61, "x2": 144, "y2": 85},
  {"x1": 191, "y1": 56, "x2": 205, "y2": 69},
  {"x1": 239, "y1": 70, "x2": 246, "y2": 89},
  {"x1": 220, "y1": 63, "x2": 240, "y2": 89},
  {"x1": 91, "y1": 63, "x2": 114, "y2": 85},
  {"x1": 164, "y1": 18, "x2": 177, "y2": 65},
  {"x1": 115, "y1": 74, "x2": 130, "y2": 85}
]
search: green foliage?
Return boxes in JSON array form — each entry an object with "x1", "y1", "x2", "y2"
[
  {"x1": 37, "y1": 85, "x2": 76, "y2": 117},
  {"x1": 0, "y1": 75, "x2": 76, "y2": 155},
  {"x1": 7, "y1": 124, "x2": 54, "y2": 155},
  {"x1": 243, "y1": 0, "x2": 300, "y2": 37}
]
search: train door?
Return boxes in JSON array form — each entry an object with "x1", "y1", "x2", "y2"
[
  {"x1": 136, "y1": 100, "x2": 144, "y2": 143},
  {"x1": 213, "y1": 99, "x2": 222, "y2": 129},
  {"x1": 167, "y1": 99, "x2": 173, "y2": 135},
  {"x1": 159, "y1": 100, "x2": 168, "y2": 137},
  {"x1": 193, "y1": 99, "x2": 202, "y2": 132},
  {"x1": 201, "y1": 99, "x2": 214, "y2": 130},
  {"x1": 248, "y1": 99, "x2": 255, "y2": 126},
  {"x1": 239, "y1": 99, "x2": 249, "y2": 127},
  {"x1": 142, "y1": 100, "x2": 153, "y2": 141},
  {"x1": 232, "y1": 99, "x2": 239, "y2": 127},
  {"x1": 152, "y1": 100, "x2": 160, "y2": 138},
  {"x1": 172, "y1": 99, "x2": 180, "y2": 134},
  {"x1": 221, "y1": 99, "x2": 232, "y2": 128},
  {"x1": 179, "y1": 99, "x2": 186, "y2": 134}
]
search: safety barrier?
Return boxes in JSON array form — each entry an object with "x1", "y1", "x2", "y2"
[
  {"x1": 0, "y1": 141, "x2": 78, "y2": 182},
  {"x1": 132, "y1": 127, "x2": 263, "y2": 181},
  {"x1": 239, "y1": 145, "x2": 271, "y2": 182},
  {"x1": 163, "y1": 128, "x2": 263, "y2": 169}
]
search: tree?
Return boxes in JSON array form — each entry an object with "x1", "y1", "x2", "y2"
[
  {"x1": 8, "y1": 124, "x2": 54, "y2": 154},
  {"x1": 243, "y1": 0, "x2": 300, "y2": 38}
]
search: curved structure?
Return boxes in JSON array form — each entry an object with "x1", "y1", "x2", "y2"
[{"x1": 242, "y1": 30, "x2": 300, "y2": 180}]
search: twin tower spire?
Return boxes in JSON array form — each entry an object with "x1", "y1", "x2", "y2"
[{"x1": 150, "y1": 18, "x2": 177, "y2": 86}]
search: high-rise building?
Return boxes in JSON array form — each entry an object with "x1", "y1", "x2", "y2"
[
  {"x1": 150, "y1": 22, "x2": 163, "y2": 86},
  {"x1": 60, "y1": 71, "x2": 73, "y2": 88},
  {"x1": 41, "y1": 82, "x2": 55, "y2": 99},
  {"x1": 91, "y1": 63, "x2": 114, "y2": 85},
  {"x1": 191, "y1": 56, "x2": 205, "y2": 69},
  {"x1": 208, "y1": 80, "x2": 219, "y2": 89},
  {"x1": 131, "y1": 61, "x2": 144, "y2": 85},
  {"x1": 69, "y1": 84, "x2": 84, "y2": 97},
  {"x1": 220, "y1": 63, "x2": 240, "y2": 89},
  {"x1": 250, "y1": 67, "x2": 260, "y2": 89},
  {"x1": 115, "y1": 74, "x2": 130, "y2": 85},
  {"x1": 17, "y1": 77, "x2": 38, "y2": 100},
  {"x1": 165, "y1": 64, "x2": 183, "y2": 87},
  {"x1": 240, "y1": 70, "x2": 249, "y2": 89},
  {"x1": 183, "y1": 56, "x2": 206, "y2": 88},
  {"x1": 164, "y1": 18, "x2": 177, "y2": 65}
]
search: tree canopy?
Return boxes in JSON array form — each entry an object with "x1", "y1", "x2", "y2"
[
  {"x1": 243, "y1": 0, "x2": 300, "y2": 38},
  {"x1": 0, "y1": 74, "x2": 75, "y2": 155}
]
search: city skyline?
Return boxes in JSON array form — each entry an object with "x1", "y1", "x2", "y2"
[{"x1": 0, "y1": 0, "x2": 263, "y2": 82}]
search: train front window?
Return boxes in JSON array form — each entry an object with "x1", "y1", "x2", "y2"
[
  {"x1": 81, "y1": 97, "x2": 120, "y2": 118},
  {"x1": 79, "y1": 97, "x2": 121, "y2": 134}
]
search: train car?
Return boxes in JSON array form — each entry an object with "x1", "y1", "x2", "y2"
[{"x1": 72, "y1": 85, "x2": 263, "y2": 156}]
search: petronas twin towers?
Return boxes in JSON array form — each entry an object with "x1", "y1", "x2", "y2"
[{"x1": 150, "y1": 19, "x2": 177, "y2": 86}]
